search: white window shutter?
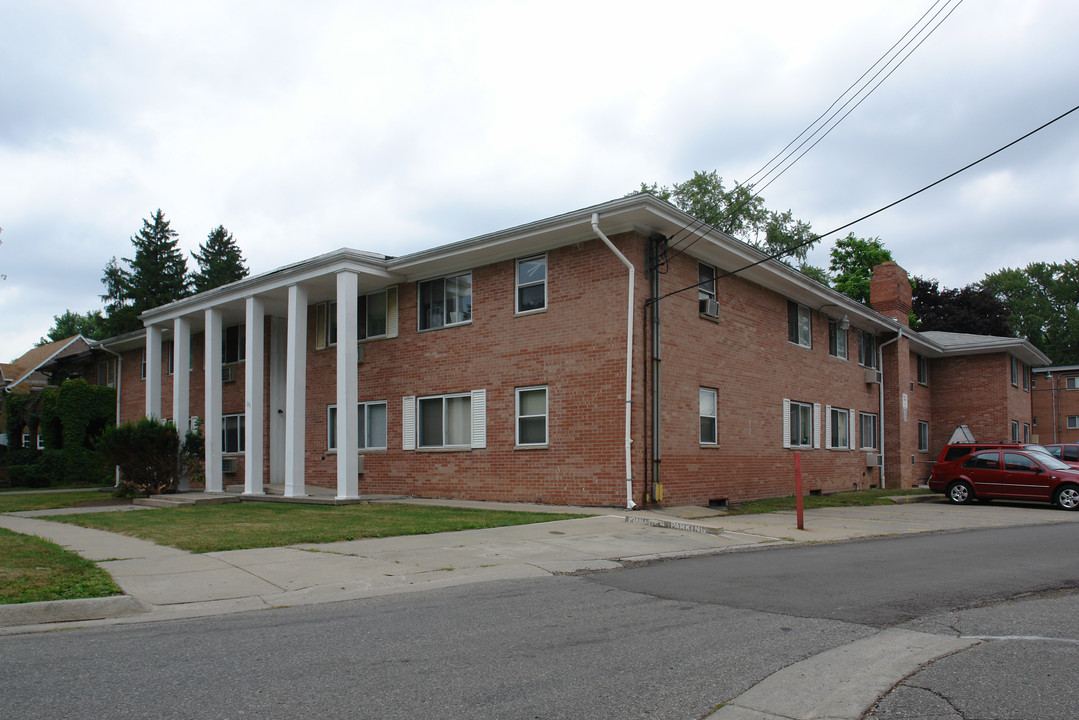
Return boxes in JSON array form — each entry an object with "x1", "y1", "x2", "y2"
[
  {"x1": 825, "y1": 405, "x2": 832, "y2": 449},
  {"x1": 402, "y1": 396, "x2": 415, "y2": 450},
  {"x1": 782, "y1": 399, "x2": 791, "y2": 449},
  {"x1": 848, "y1": 410, "x2": 856, "y2": 450},
  {"x1": 471, "y1": 389, "x2": 486, "y2": 449},
  {"x1": 386, "y1": 286, "x2": 398, "y2": 339},
  {"x1": 813, "y1": 403, "x2": 821, "y2": 449}
]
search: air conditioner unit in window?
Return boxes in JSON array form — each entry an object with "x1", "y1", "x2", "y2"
[
  {"x1": 698, "y1": 298, "x2": 720, "y2": 318},
  {"x1": 222, "y1": 366, "x2": 236, "y2": 383},
  {"x1": 356, "y1": 343, "x2": 365, "y2": 364},
  {"x1": 222, "y1": 457, "x2": 238, "y2": 474},
  {"x1": 866, "y1": 453, "x2": 883, "y2": 468},
  {"x1": 864, "y1": 368, "x2": 882, "y2": 384}
]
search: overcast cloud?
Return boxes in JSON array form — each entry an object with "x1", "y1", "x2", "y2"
[{"x1": 2, "y1": 0, "x2": 1077, "y2": 357}]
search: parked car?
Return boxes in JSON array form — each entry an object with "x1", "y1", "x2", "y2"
[
  {"x1": 935, "y1": 442, "x2": 1051, "y2": 464},
  {"x1": 1041, "y1": 443, "x2": 1079, "y2": 468},
  {"x1": 928, "y1": 449, "x2": 1079, "y2": 510}
]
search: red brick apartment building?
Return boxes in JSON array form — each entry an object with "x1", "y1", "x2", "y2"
[
  {"x1": 1031, "y1": 365, "x2": 1079, "y2": 445},
  {"x1": 62, "y1": 196, "x2": 1048, "y2": 508}
]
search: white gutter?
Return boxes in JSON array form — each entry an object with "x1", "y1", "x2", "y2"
[
  {"x1": 877, "y1": 329, "x2": 902, "y2": 488},
  {"x1": 591, "y1": 213, "x2": 637, "y2": 509}
]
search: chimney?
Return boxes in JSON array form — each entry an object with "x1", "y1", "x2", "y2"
[{"x1": 870, "y1": 261, "x2": 912, "y2": 326}]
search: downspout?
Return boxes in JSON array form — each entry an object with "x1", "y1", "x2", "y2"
[
  {"x1": 877, "y1": 329, "x2": 902, "y2": 489},
  {"x1": 591, "y1": 213, "x2": 637, "y2": 510},
  {"x1": 98, "y1": 342, "x2": 124, "y2": 488}
]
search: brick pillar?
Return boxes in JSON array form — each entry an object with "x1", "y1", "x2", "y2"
[
  {"x1": 880, "y1": 333, "x2": 917, "y2": 489},
  {"x1": 870, "y1": 262, "x2": 912, "y2": 327}
]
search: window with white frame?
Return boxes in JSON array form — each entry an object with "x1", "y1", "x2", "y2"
[
  {"x1": 699, "y1": 388, "x2": 718, "y2": 445},
  {"x1": 419, "y1": 272, "x2": 472, "y2": 330},
  {"x1": 828, "y1": 319, "x2": 847, "y2": 360},
  {"x1": 1022, "y1": 364, "x2": 1029, "y2": 390},
  {"x1": 827, "y1": 407, "x2": 850, "y2": 449},
  {"x1": 223, "y1": 414, "x2": 245, "y2": 454},
  {"x1": 97, "y1": 359, "x2": 117, "y2": 388},
  {"x1": 223, "y1": 324, "x2": 245, "y2": 364},
  {"x1": 1010, "y1": 357, "x2": 1019, "y2": 386},
  {"x1": 327, "y1": 401, "x2": 388, "y2": 451},
  {"x1": 698, "y1": 263, "x2": 717, "y2": 317},
  {"x1": 858, "y1": 331, "x2": 877, "y2": 369},
  {"x1": 140, "y1": 349, "x2": 146, "y2": 380},
  {"x1": 359, "y1": 290, "x2": 389, "y2": 339},
  {"x1": 516, "y1": 255, "x2": 547, "y2": 313},
  {"x1": 787, "y1": 301, "x2": 811, "y2": 348},
  {"x1": 1067, "y1": 415, "x2": 1079, "y2": 430},
  {"x1": 418, "y1": 393, "x2": 473, "y2": 448},
  {"x1": 516, "y1": 386, "x2": 548, "y2": 446},
  {"x1": 316, "y1": 288, "x2": 396, "y2": 349},
  {"x1": 1067, "y1": 376, "x2": 1079, "y2": 390},
  {"x1": 918, "y1": 421, "x2": 929, "y2": 451},
  {"x1": 164, "y1": 340, "x2": 175, "y2": 375},
  {"x1": 917, "y1": 354, "x2": 929, "y2": 385},
  {"x1": 786, "y1": 400, "x2": 814, "y2": 448},
  {"x1": 1010, "y1": 420, "x2": 1020, "y2": 442},
  {"x1": 860, "y1": 412, "x2": 879, "y2": 450},
  {"x1": 22, "y1": 433, "x2": 30, "y2": 449},
  {"x1": 1024, "y1": 423, "x2": 1031, "y2": 442}
]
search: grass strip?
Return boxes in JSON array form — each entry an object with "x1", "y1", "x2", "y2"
[
  {"x1": 727, "y1": 488, "x2": 933, "y2": 515},
  {"x1": 51, "y1": 503, "x2": 586, "y2": 553},
  {"x1": 0, "y1": 490, "x2": 124, "y2": 514},
  {"x1": 0, "y1": 528, "x2": 122, "y2": 605}
]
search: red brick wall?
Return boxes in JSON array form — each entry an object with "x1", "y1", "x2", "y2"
[
  {"x1": 1032, "y1": 370, "x2": 1079, "y2": 444},
  {"x1": 929, "y1": 353, "x2": 1031, "y2": 452}
]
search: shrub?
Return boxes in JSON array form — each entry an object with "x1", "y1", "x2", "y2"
[{"x1": 97, "y1": 418, "x2": 180, "y2": 496}]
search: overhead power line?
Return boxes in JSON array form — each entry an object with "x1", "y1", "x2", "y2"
[{"x1": 649, "y1": 102, "x2": 1079, "y2": 306}]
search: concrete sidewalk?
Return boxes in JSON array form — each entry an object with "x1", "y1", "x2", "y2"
[{"x1": 3, "y1": 496, "x2": 1077, "y2": 720}]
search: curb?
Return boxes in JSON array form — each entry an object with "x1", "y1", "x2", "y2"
[{"x1": 0, "y1": 594, "x2": 151, "y2": 628}]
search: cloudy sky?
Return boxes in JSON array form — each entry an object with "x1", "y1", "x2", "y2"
[{"x1": 2, "y1": 0, "x2": 1077, "y2": 357}]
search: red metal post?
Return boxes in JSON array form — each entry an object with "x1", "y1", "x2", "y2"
[{"x1": 794, "y1": 451, "x2": 804, "y2": 530}]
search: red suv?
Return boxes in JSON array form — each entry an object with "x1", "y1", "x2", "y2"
[
  {"x1": 928, "y1": 448, "x2": 1079, "y2": 510},
  {"x1": 1041, "y1": 443, "x2": 1079, "y2": 468}
]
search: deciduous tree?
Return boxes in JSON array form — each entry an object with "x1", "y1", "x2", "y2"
[{"x1": 829, "y1": 234, "x2": 893, "y2": 305}]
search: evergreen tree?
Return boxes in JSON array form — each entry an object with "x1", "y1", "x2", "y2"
[
  {"x1": 100, "y1": 209, "x2": 190, "y2": 336},
  {"x1": 189, "y1": 225, "x2": 249, "y2": 293}
]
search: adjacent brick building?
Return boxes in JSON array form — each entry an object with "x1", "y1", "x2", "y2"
[
  {"x1": 60, "y1": 196, "x2": 1049, "y2": 507},
  {"x1": 1031, "y1": 365, "x2": 1079, "y2": 444}
]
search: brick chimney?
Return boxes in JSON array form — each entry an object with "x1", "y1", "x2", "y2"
[{"x1": 870, "y1": 261, "x2": 912, "y2": 326}]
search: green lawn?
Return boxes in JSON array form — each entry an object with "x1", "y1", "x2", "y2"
[
  {"x1": 0, "y1": 528, "x2": 122, "y2": 605},
  {"x1": 0, "y1": 490, "x2": 126, "y2": 514},
  {"x1": 728, "y1": 487, "x2": 933, "y2": 515},
  {"x1": 50, "y1": 502, "x2": 587, "y2": 553}
]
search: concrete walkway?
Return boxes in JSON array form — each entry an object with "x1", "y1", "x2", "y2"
[{"x1": 3, "y1": 494, "x2": 1077, "y2": 719}]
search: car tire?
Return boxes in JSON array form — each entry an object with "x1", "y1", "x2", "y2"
[
  {"x1": 1053, "y1": 484, "x2": 1079, "y2": 511},
  {"x1": 946, "y1": 481, "x2": 974, "y2": 504}
]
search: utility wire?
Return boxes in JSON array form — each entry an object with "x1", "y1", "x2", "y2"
[{"x1": 647, "y1": 103, "x2": 1079, "y2": 306}]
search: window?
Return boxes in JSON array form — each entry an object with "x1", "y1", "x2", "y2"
[
  {"x1": 917, "y1": 355, "x2": 929, "y2": 385},
  {"x1": 1010, "y1": 420, "x2": 1019, "y2": 442},
  {"x1": 22, "y1": 434, "x2": 30, "y2": 449},
  {"x1": 516, "y1": 386, "x2": 548, "y2": 446},
  {"x1": 860, "y1": 412, "x2": 879, "y2": 450},
  {"x1": 1067, "y1": 416, "x2": 1079, "y2": 430},
  {"x1": 418, "y1": 393, "x2": 472, "y2": 448},
  {"x1": 97, "y1": 359, "x2": 117, "y2": 388},
  {"x1": 918, "y1": 421, "x2": 929, "y2": 452},
  {"x1": 1066, "y1": 376, "x2": 1078, "y2": 390},
  {"x1": 34, "y1": 434, "x2": 44, "y2": 450},
  {"x1": 223, "y1": 325, "x2": 245, "y2": 364},
  {"x1": 223, "y1": 414, "x2": 245, "y2": 454},
  {"x1": 787, "y1": 400, "x2": 814, "y2": 448},
  {"x1": 516, "y1": 255, "x2": 547, "y2": 313},
  {"x1": 963, "y1": 452, "x2": 999, "y2": 471},
  {"x1": 828, "y1": 407, "x2": 850, "y2": 450},
  {"x1": 327, "y1": 402, "x2": 388, "y2": 451},
  {"x1": 699, "y1": 388, "x2": 718, "y2": 445},
  {"x1": 140, "y1": 349, "x2": 146, "y2": 380},
  {"x1": 1010, "y1": 357, "x2": 1019, "y2": 387},
  {"x1": 1003, "y1": 452, "x2": 1039, "y2": 472},
  {"x1": 1022, "y1": 365, "x2": 1029, "y2": 390},
  {"x1": 858, "y1": 331, "x2": 877, "y2": 369},
  {"x1": 1023, "y1": 423, "x2": 1031, "y2": 442},
  {"x1": 828, "y1": 319, "x2": 847, "y2": 360},
  {"x1": 359, "y1": 291, "x2": 389, "y2": 339},
  {"x1": 419, "y1": 272, "x2": 472, "y2": 330},
  {"x1": 164, "y1": 340, "x2": 174, "y2": 375},
  {"x1": 316, "y1": 289, "x2": 394, "y2": 348},
  {"x1": 787, "y1": 301, "x2": 811, "y2": 348}
]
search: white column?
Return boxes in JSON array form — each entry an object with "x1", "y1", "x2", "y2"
[
  {"x1": 244, "y1": 296, "x2": 265, "y2": 495},
  {"x1": 284, "y1": 284, "x2": 308, "y2": 497},
  {"x1": 336, "y1": 271, "x2": 359, "y2": 499},
  {"x1": 204, "y1": 308, "x2": 223, "y2": 493},
  {"x1": 145, "y1": 325, "x2": 162, "y2": 419},
  {"x1": 172, "y1": 316, "x2": 192, "y2": 492},
  {"x1": 269, "y1": 316, "x2": 287, "y2": 485}
]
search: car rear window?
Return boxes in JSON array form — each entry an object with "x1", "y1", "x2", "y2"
[
  {"x1": 944, "y1": 446, "x2": 974, "y2": 461},
  {"x1": 962, "y1": 452, "x2": 999, "y2": 470}
]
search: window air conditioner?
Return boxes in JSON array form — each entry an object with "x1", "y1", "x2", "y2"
[
  {"x1": 865, "y1": 453, "x2": 883, "y2": 468},
  {"x1": 222, "y1": 366, "x2": 236, "y2": 383},
  {"x1": 356, "y1": 343, "x2": 365, "y2": 364},
  {"x1": 222, "y1": 457, "x2": 238, "y2": 474},
  {"x1": 698, "y1": 298, "x2": 720, "y2": 318},
  {"x1": 864, "y1": 368, "x2": 882, "y2": 384}
]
